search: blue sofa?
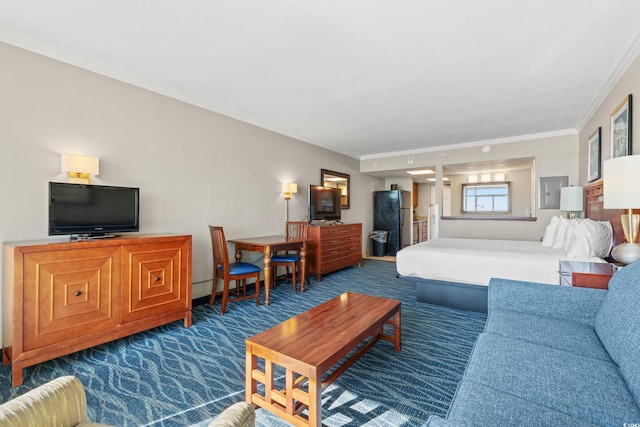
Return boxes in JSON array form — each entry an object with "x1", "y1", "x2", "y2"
[{"x1": 426, "y1": 259, "x2": 640, "y2": 427}]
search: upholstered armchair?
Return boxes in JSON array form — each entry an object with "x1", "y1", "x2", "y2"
[
  {"x1": 0, "y1": 376, "x2": 111, "y2": 427},
  {"x1": 208, "y1": 401, "x2": 256, "y2": 427},
  {"x1": 0, "y1": 375, "x2": 255, "y2": 427}
]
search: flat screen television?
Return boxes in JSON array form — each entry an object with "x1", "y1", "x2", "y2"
[
  {"x1": 49, "y1": 182, "x2": 140, "y2": 237},
  {"x1": 309, "y1": 185, "x2": 342, "y2": 223}
]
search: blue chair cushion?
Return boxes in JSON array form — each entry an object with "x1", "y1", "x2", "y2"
[
  {"x1": 271, "y1": 254, "x2": 300, "y2": 263},
  {"x1": 218, "y1": 262, "x2": 261, "y2": 275},
  {"x1": 485, "y1": 309, "x2": 611, "y2": 362}
]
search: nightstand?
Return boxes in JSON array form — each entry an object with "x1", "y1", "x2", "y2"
[{"x1": 558, "y1": 260, "x2": 612, "y2": 289}]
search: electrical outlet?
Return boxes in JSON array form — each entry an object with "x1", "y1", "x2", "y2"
[{"x1": 408, "y1": 156, "x2": 414, "y2": 164}]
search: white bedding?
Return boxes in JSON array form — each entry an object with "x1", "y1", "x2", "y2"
[{"x1": 396, "y1": 237, "x2": 605, "y2": 286}]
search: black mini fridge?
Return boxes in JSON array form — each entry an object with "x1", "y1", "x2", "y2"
[{"x1": 373, "y1": 190, "x2": 411, "y2": 255}]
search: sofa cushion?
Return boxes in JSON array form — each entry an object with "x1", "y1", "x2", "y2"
[
  {"x1": 484, "y1": 309, "x2": 611, "y2": 362},
  {"x1": 618, "y1": 316, "x2": 640, "y2": 406},
  {"x1": 426, "y1": 380, "x2": 601, "y2": 427},
  {"x1": 464, "y1": 333, "x2": 640, "y2": 426},
  {"x1": 595, "y1": 259, "x2": 640, "y2": 364}
]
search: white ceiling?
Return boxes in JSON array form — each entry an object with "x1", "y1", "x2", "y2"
[{"x1": 2, "y1": 1, "x2": 640, "y2": 160}]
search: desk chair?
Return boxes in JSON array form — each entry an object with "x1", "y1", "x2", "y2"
[
  {"x1": 271, "y1": 221, "x2": 310, "y2": 292},
  {"x1": 209, "y1": 226, "x2": 261, "y2": 315}
]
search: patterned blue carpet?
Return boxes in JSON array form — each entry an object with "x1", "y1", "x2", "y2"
[{"x1": 0, "y1": 260, "x2": 486, "y2": 426}]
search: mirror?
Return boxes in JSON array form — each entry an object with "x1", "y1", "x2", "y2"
[{"x1": 321, "y1": 169, "x2": 350, "y2": 209}]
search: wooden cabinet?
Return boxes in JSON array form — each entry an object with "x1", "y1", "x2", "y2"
[
  {"x1": 2, "y1": 234, "x2": 192, "y2": 386},
  {"x1": 416, "y1": 220, "x2": 428, "y2": 243},
  {"x1": 307, "y1": 223, "x2": 362, "y2": 281}
]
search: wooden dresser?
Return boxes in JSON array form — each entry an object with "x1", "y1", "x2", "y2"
[
  {"x1": 2, "y1": 234, "x2": 192, "y2": 386},
  {"x1": 307, "y1": 223, "x2": 362, "y2": 281}
]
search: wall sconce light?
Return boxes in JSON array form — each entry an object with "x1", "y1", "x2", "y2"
[
  {"x1": 282, "y1": 182, "x2": 298, "y2": 200},
  {"x1": 282, "y1": 182, "x2": 297, "y2": 222},
  {"x1": 560, "y1": 186, "x2": 584, "y2": 219},
  {"x1": 61, "y1": 153, "x2": 99, "y2": 184}
]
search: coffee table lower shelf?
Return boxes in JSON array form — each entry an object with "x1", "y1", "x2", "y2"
[{"x1": 245, "y1": 292, "x2": 401, "y2": 427}]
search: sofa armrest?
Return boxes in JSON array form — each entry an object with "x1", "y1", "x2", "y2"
[
  {"x1": 0, "y1": 376, "x2": 98, "y2": 427},
  {"x1": 208, "y1": 402, "x2": 255, "y2": 427},
  {"x1": 488, "y1": 278, "x2": 607, "y2": 326}
]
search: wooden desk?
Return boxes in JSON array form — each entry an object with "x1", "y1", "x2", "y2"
[
  {"x1": 246, "y1": 292, "x2": 401, "y2": 427},
  {"x1": 228, "y1": 235, "x2": 307, "y2": 306}
]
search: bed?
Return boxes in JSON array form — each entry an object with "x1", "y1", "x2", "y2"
[{"x1": 397, "y1": 181, "x2": 621, "y2": 313}]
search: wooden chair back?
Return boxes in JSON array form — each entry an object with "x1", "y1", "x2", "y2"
[
  {"x1": 209, "y1": 226, "x2": 230, "y2": 275},
  {"x1": 286, "y1": 221, "x2": 309, "y2": 240}
]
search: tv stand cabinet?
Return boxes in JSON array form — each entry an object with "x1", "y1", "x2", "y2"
[
  {"x1": 307, "y1": 223, "x2": 362, "y2": 281},
  {"x1": 2, "y1": 234, "x2": 192, "y2": 386}
]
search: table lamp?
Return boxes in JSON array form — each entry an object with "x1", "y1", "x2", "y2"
[
  {"x1": 603, "y1": 155, "x2": 640, "y2": 264},
  {"x1": 560, "y1": 186, "x2": 583, "y2": 219}
]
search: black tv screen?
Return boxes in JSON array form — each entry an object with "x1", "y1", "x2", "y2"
[
  {"x1": 309, "y1": 185, "x2": 342, "y2": 222},
  {"x1": 49, "y1": 182, "x2": 140, "y2": 236}
]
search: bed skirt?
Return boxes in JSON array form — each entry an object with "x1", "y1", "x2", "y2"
[{"x1": 404, "y1": 277, "x2": 488, "y2": 313}]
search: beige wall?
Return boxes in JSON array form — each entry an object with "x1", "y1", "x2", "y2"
[
  {"x1": 579, "y1": 51, "x2": 640, "y2": 179},
  {"x1": 0, "y1": 42, "x2": 384, "y2": 312}
]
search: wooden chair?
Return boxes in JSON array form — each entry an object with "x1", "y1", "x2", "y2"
[
  {"x1": 209, "y1": 226, "x2": 261, "y2": 315},
  {"x1": 271, "y1": 221, "x2": 310, "y2": 292}
]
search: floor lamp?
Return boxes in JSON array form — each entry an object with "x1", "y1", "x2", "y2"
[{"x1": 603, "y1": 155, "x2": 640, "y2": 264}]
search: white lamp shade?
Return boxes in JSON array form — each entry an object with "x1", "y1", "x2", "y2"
[
  {"x1": 604, "y1": 155, "x2": 640, "y2": 209},
  {"x1": 61, "y1": 153, "x2": 99, "y2": 175},
  {"x1": 282, "y1": 183, "x2": 297, "y2": 194},
  {"x1": 560, "y1": 186, "x2": 584, "y2": 211}
]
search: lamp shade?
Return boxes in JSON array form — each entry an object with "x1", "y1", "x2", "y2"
[
  {"x1": 604, "y1": 155, "x2": 640, "y2": 209},
  {"x1": 560, "y1": 186, "x2": 583, "y2": 211},
  {"x1": 61, "y1": 153, "x2": 99, "y2": 175},
  {"x1": 282, "y1": 183, "x2": 297, "y2": 194}
]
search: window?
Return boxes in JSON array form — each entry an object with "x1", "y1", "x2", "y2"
[{"x1": 462, "y1": 182, "x2": 511, "y2": 213}]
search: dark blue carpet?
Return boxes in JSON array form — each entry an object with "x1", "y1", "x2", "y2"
[{"x1": 0, "y1": 260, "x2": 486, "y2": 426}]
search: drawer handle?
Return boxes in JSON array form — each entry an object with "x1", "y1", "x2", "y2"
[
  {"x1": 155, "y1": 276, "x2": 162, "y2": 282},
  {"x1": 330, "y1": 251, "x2": 339, "y2": 254},
  {"x1": 74, "y1": 291, "x2": 82, "y2": 297}
]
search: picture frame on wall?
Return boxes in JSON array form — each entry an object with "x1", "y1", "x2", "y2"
[
  {"x1": 610, "y1": 94, "x2": 632, "y2": 158},
  {"x1": 588, "y1": 127, "x2": 601, "y2": 182}
]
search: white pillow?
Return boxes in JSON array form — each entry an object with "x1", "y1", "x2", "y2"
[
  {"x1": 552, "y1": 217, "x2": 569, "y2": 249},
  {"x1": 565, "y1": 224, "x2": 591, "y2": 258},
  {"x1": 562, "y1": 218, "x2": 581, "y2": 251},
  {"x1": 592, "y1": 220, "x2": 614, "y2": 258},
  {"x1": 566, "y1": 219, "x2": 614, "y2": 258},
  {"x1": 542, "y1": 215, "x2": 560, "y2": 247}
]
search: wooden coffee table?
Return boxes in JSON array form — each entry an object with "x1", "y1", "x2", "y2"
[{"x1": 245, "y1": 292, "x2": 401, "y2": 427}]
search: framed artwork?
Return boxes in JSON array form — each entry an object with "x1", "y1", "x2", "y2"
[
  {"x1": 588, "y1": 127, "x2": 601, "y2": 182},
  {"x1": 610, "y1": 94, "x2": 632, "y2": 158}
]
